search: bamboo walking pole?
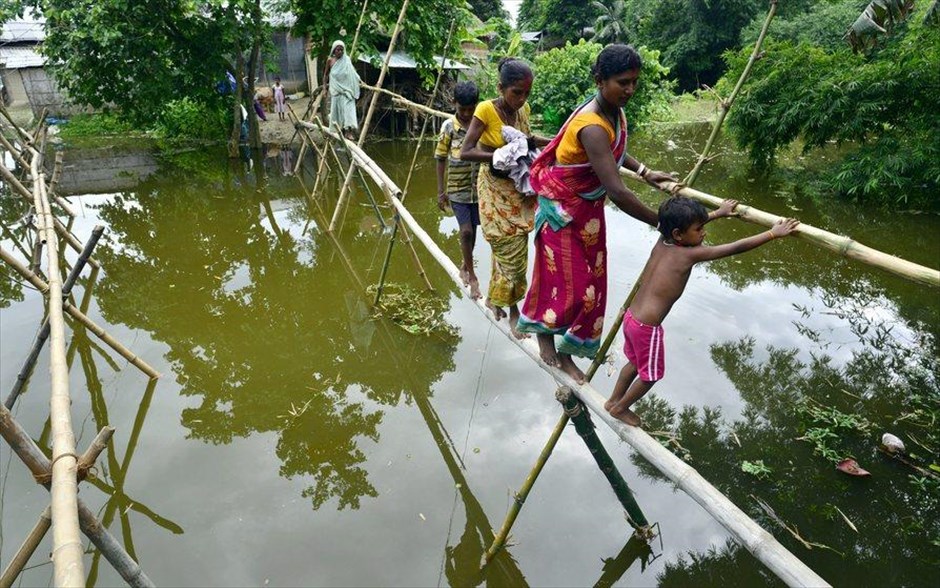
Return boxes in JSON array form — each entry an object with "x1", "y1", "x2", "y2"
[
  {"x1": 684, "y1": 0, "x2": 777, "y2": 186},
  {"x1": 328, "y1": 0, "x2": 410, "y2": 232},
  {"x1": 28, "y1": 140, "x2": 86, "y2": 586},
  {"x1": 0, "y1": 247, "x2": 161, "y2": 378},
  {"x1": 374, "y1": 19, "x2": 455, "y2": 306},
  {"x1": 620, "y1": 167, "x2": 940, "y2": 287}
]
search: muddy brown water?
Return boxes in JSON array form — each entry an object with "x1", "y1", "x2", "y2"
[{"x1": 1, "y1": 127, "x2": 938, "y2": 586}]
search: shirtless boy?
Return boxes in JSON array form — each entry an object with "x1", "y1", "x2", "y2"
[{"x1": 606, "y1": 196, "x2": 800, "y2": 426}]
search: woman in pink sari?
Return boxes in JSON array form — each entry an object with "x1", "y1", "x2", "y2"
[{"x1": 517, "y1": 45, "x2": 674, "y2": 383}]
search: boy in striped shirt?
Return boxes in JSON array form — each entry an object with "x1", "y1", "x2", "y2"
[
  {"x1": 606, "y1": 196, "x2": 799, "y2": 426},
  {"x1": 435, "y1": 82, "x2": 481, "y2": 298}
]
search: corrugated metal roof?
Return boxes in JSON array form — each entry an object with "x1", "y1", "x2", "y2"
[
  {"x1": 521, "y1": 31, "x2": 542, "y2": 42},
  {"x1": 0, "y1": 45, "x2": 45, "y2": 69},
  {"x1": 1, "y1": 16, "x2": 46, "y2": 43},
  {"x1": 358, "y1": 51, "x2": 469, "y2": 70}
]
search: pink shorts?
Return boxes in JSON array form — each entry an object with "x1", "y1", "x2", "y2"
[{"x1": 622, "y1": 309, "x2": 665, "y2": 382}]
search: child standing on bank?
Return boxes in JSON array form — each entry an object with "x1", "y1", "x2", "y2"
[
  {"x1": 273, "y1": 77, "x2": 286, "y2": 121},
  {"x1": 435, "y1": 81, "x2": 482, "y2": 298},
  {"x1": 606, "y1": 196, "x2": 800, "y2": 426}
]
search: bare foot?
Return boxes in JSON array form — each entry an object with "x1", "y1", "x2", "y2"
[
  {"x1": 486, "y1": 299, "x2": 507, "y2": 321},
  {"x1": 536, "y1": 333, "x2": 559, "y2": 367},
  {"x1": 604, "y1": 399, "x2": 615, "y2": 412},
  {"x1": 609, "y1": 406, "x2": 642, "y2": 426},
  {"x1": 468, "y1": 275, "x2": 482, "y2": 300},
  {"x1": 558, "y1": 354, "x2": 585, "y2": 384},
  {"x1": 459, "y1": 268, "x2": 470, "y2": 287},
  {"x1": 509, "y1": 311, "x2": 529, "y2": 340}
]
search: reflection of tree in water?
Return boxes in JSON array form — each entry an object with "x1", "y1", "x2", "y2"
[
  {"x1": 638, "y1": 299, "x2": 939, "y2": 586},
  {"x1": 658, "y1": 539, "x2": 782, "y2": 587},
  {"x1": 0, "y1": 184, "x2": 33, "y2": 308},
  {"x1": 89, "y1": 162, "x2": 458, "y2": 511}
]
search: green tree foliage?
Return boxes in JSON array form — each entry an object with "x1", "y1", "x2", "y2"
[
  {"x1": 640, "y1": 0, "x2": 762, "y2": 91},
  {"x1": 740, "y1": 0, "x2": 865, "y2": 52},
  {"x1": 467, "y1": 0, "x2": 507, "y2": 21},
  {"x1": 516, "y1": 0, "x2": 600, "y2": 42},
  {"x1": 528, "y1": 40, "x2": 673, "y2": 132},
  {"x1": 723, "y1": 12, "x2": 940, "y2": 206},
  {"x1": 592, "y1": 0, "x2": 630, "y2": 44}
]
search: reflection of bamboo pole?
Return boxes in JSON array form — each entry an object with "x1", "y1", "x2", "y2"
[
  {"x1": 28, "y1": 138, "x2": 86, "y2": 586},
  {"x1": 374, "y1": 20, "x2": 455, "y2": 306},
  {"x1": 329, "y1": 0, "x2": 410, "y2": 232},
  {"x1": 382, "y1": 193, "x2": 831, "y2": 588},
  {"x1": 620, "y1": 167, "x2": 940, "y2": 287},
  {"x1": 0, "y1": 247, "x2": 160, "y2": 378},
  {"x1": 0, "y1": 405, "x2": 155, "y2": 587},
  {"x1": 685, "y1": 1, "x2": 777, "y2": 186}
]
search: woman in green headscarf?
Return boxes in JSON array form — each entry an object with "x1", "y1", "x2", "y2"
[{"x1": 324, "y1": 40, "x2": 361, "y2": 138}]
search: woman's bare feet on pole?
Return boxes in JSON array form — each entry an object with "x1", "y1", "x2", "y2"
[
  {"x1": 459, "y1": 268, "x2": 470, "y2": 287},
  {"x1": 536, "y1": 333, "x2": 559, "y2": 367},
  {"x1": 467, "y1": 273, "x2": 482, "y2": 300},
  {"x1": 509, "y1": 305, "x2": 529, "y2": 339},
  {"x1": 558, "y1": 353, "x2": 585, "y2": 384},
  {"x1": 486, "y1": 299, "x2": 507, "y2": 321}
]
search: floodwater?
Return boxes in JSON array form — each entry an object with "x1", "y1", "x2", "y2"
[{"x1": 1, "y1": 127, "x2": 938, "y2": 587}]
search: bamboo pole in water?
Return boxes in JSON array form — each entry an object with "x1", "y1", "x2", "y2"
[
  {"x1": 684, "y1": 0, "x2": 777, "y2": 186},
  {"x1": 6, "y1": 226, "x2": 105, "y2": 409},
  {"x1": 328, "y1": 0, "x2": 410, "y2": 232},
  {"x1": 0, "y1": 405, "x2": 155, "y2": 587},
  {"x1": 28, "y1": 138, "x2": 86, "y2": 586},
  {"x1": 619, "y1": 168, "x2": 940, "y2": 287},
  {"x1": 0, "y1": 247, "x2": 160, "y2": 378},
  {"x1": 374, "y1": 19, "x2": 455, "y2": 306}
]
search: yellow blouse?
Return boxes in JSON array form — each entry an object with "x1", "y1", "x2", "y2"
[
  {"x1": 556, "y1": 112, "x2": 615, "y2": 165},
  {"x1": 472, "y1": 100, "x2": 531, "y2": 148}
]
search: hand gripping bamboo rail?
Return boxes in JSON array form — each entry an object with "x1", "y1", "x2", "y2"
[
  {"x1": 618, "y1": 168, "x2": 940, "y2": 287},
  {"x1": 28, "y1": 138, "x2": 86, "y2": 585},
  {"x1": 304, "y1": 142, "x2": 830, "y2": 586},
  {"x1": 351, "y1": 84, "x2": 937, "y2": 289}
]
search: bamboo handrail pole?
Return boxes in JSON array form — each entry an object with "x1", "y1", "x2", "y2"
[
  {"x1": 382, "y1": 193, "x2": 830, "y2": 587},
  {"x1": 0, "y1": 405, "x2": 156, "y2": 587},
  {"x1": 6, "y1": 226, "x2": 106, "y2": 409},
  {"x1": 358, "y1": 83, "x2": 451, "y2": 120},
  {"x1": 29, "y1": 145, "x2": 87, "y2": 586},
  {"x1": 685, "y1": 1, "x2": 777, "y2": 186},
  {"x1": 620, "y1": 168, "x2": 940, "y2": 287},
  {"x1": 328, "y1": 0, "x2": 410, "y2": 232},
  {"x1": 0, "y1": 506, "x2": 52, "y2": 588},
  {"x1": 349, "y1": 0, "x2": 369, "y2": 58},
  {"x1": 374, "y1": 19, "x2": 455, "y2": 305},
  {"x1": 0, "y1": 247, "x2": 161, "y2": 379},
  {"x1": 309, "y1": 121, "x2": 435, "y2": 290},
  {"x1": 0, "y1": 425, "x2": 115, "y2": 587},
  {"x1": 0, "y1": 131, "x2": 30, "y2": 169}
]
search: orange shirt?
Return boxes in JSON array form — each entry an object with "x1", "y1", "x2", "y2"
[{"x1": 555, "y1": 112, "x2": 615, "y2": 165}]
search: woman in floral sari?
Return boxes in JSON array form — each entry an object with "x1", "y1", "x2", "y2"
[
  {"x1": 517, "y1": 44, "x2": 674, "y2": 382},
  {"x1": 460, "y1": 58, "x2": 550, "y2": 338}
]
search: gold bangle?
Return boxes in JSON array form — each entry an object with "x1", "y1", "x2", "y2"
[{"x1": 766, "y1": 230, "x2": 776, "y2": 240}]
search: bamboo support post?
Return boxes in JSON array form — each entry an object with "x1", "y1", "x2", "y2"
[
  {"x1": 331, "y1": 120, "x2": 386, "y2": 228},
  {"x1": 0, "y1": 247, "x2": 160, "y2": 379},
  {"x1": 374, "y1": 20, "x2": 455, "y2": 306},
  {"x1": 0, "y1": 131, "x2": 30, "y2": 169},
  {"x1": 50, "y1": 151, "x2": 64, "y2": 194},
  {"x1": 0, "y1": 405, "x2": 155, "y2": 587},
  {"x1": 555, "y1": 387, "x2": 649, "y2": 530},
  {"x1": 328, "y1": 0, "x2": 410, "y2": 232},
  {"x1": 349, "y1": 0, "x2": 369, "y2": 58},
  {"x1": 619, "y1": 168, "x2": 940, "y2": 287},
  {"x1": 0, "y1": 103, "x2": 35, "y2": 147},
  {"x1": 28, "y1": 139, "x2": 86, "y2": 585},
  {"x1": 379, "y1": 192, "x2": 830, "y2": 587},
  {"x1": 6, "y1": 226, "x2": 106, "y2": 409},
  {"x1": 0, "y1": 506, "x2": 52, "y2": 588},
  {"x1": 684, "y1": 0, "x2": 777, "y2": 186}
]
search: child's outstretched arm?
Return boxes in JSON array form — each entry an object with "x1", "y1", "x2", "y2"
[
  {"x1": 691, "y1": 218, "x2": 800, "y2": 263},
  {"x1": 707, "y1": 199, "x2": 738, "y2": 223}
]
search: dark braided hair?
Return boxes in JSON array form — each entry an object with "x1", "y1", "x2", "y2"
[
  {"x1": 592, "y1": 44, "x2": 643, "y2": 81},
  {"x1": 497, "y1": 57, "x2": 533, "y2": 87},
  {"x1": 658, "y1": 197, "x2": 708, "y2": 239}
]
